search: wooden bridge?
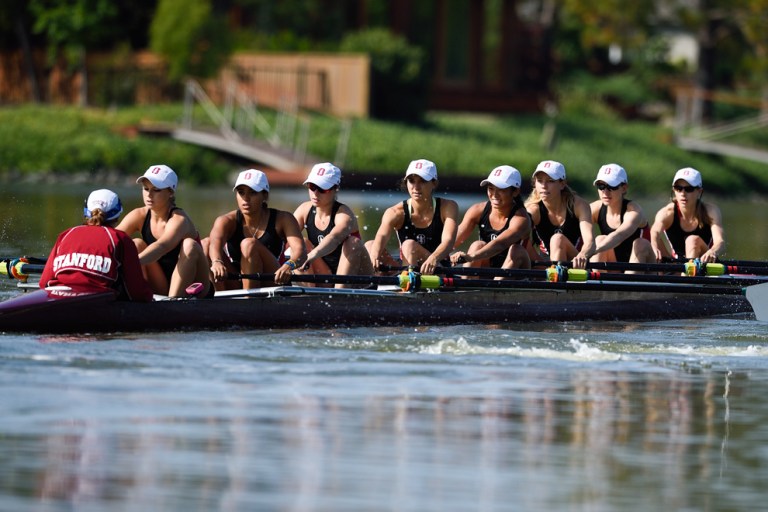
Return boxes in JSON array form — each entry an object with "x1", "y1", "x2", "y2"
[
  {"x1": 674, "y1": 90, "x2": 768, "y2": 164},
  {"x1": 140, "y1": 80, "x2": 351, "y2": 174}
]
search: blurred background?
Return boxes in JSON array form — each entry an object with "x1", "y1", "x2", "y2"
[{"x1": 1, "y1": 0, "x2": 767, "y2": 193}]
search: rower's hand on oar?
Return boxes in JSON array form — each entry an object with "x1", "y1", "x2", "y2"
[
  {"x1": 210, "y1": 259, "x2": 227, "y2": 282},
  {"x1": 420, "y1": 256, "x2": 439, "y2": 275},
  {"x1": 274, "y1": 262, "x2": 294, "y2": 284},
  {"x1": 450, "y1": 252, "x2": 469, "y2": 265},
  {"x1": 571, "y1": 253, "x2": 588, "y2": 270},
  {"x1": 699, "y1": 250, "x2": 718, "y2": 264}
]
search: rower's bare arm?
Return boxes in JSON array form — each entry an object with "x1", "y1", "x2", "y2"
[
  {"x1": 139, "y1": 214, "x2": 188, "y2": 265},
  {"x1": 596, "y1": 207, "x2": 645, "y2": 254},
  {"x1": 706, "y1": 203, "x2": 726, "y2": 259},
  {"x1": 207, "y1": 213, "x2": 235, "y2": 279},
  {"x1": 369, "y1": 206, "x2": 400, "y2": 265},
  {"x1": 453, "y1": 203, "x2": 482, "y2": 249},
  {"x1": 451, "y1": 203, "x2": 482, "y2": 263},
  {"x1": 306, "y1": 208, "x2": 355, "y2": 264},
  {"x1": 423, "y1": 200, "x2": 459, "y2": 272},
  {"x1": 278, "y1": 212, "x2": 307, "y2": 267},
  {"x1": 575, "y1": 198, "x2": 596, "y2": 260},
  {"x1": 115, "y1": 208, "x2": 144, "y2": 236},
  {"x1": 471, "y1": 211, "x2": 530, "y2": 262},
  {"x1": 436, "y1": 200, "x2": 459, "y2": 257},
  {"x1": 650, "y1": 204, "x2": 674, "y2": 256}
]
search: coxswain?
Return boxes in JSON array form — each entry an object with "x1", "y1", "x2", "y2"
[{"x1": 40, "y1": 189, "x2": 152, "y2": 301}]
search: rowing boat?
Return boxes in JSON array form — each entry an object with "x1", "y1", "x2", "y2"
[{"x1": 0, "y1": 279, "x2": 756, "y2": 334}]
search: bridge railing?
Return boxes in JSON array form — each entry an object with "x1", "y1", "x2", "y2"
[
  {"x1": 182, "y1": 78, "x2": 351, "y2": 168},
  {"x1": 674, "y1": 89, "x2": 768, "y2": 163}
]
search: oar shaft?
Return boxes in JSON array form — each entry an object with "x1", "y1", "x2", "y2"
[
  {"x1": 532, "y1": 260, "x2": 768, "y2": 276},
  {"x1": 1, "y1": 261, "x2": 45, "y2": 279},
  {"x1": 233, "y1": 271, "x2": 746, "y2": 296},
  {"x1": 235, "y1": 272, "x2": 400, "y2": 287},
  {"x1": 437, "y1": 266, "x2": 764, "y2": 286}
]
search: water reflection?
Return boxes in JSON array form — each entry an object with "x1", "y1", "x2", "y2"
[{"x1": 5, "y1": 368, "x2": 753, "y2": 510}]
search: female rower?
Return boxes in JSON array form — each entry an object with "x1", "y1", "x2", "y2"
[
  {"x1": 40, "y1": 189, "x2": 152, "y2": 301},
  {"x1": 450, "y1": 165, "x2": 531, "y2": 270},
  {"x1": 292, "y1": 163, "x2": 373, "y2": 287},
  {"x1": 116, "y1": 165, "x2": 211, "y2": 298},
  {"x1": 204, "y1": 169, "x2": 306, "y2": 290},
  {"x1": 588, "y1": 164, "x2": 654, "y2": 265},
  {"x1": 366, "y1": 159, "x2": 459, "y2": 274},
  {"x1": 650, "y1": 167, "x2": 725, "y2": 263},
  {"x1": 524, "y1": 160, "x2": 595, "y2": 268}
]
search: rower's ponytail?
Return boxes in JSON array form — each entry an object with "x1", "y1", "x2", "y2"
[{"x1": 86, "y1": 209, "x2": 107, "y2": 226}]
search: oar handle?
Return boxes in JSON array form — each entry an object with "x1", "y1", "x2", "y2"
[{"x1": 1, "y1": 259, "x2": 45, "y2": 281}]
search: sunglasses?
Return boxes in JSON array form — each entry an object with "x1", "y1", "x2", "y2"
[
  {"x1": 596, "y1": 183, "x2": 621, "y2": 191},
  {"x1": 673, "y1": 185, "x2": 698, "y2": 193},
  {"x1": 308, "y1": 183, "x2": 332, "y2": 193}
]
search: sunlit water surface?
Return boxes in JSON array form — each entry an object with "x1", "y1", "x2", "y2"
[
  {"x1": 2, "y1": 308, "x2": 768, "y2": 511},
  {"x1": 1, "y1": 185, "x2": 768, "y2": 511}
]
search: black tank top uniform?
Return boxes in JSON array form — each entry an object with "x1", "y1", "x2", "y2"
[
  {"x1": 226, "y1": 208, "x2": 284, "y2": 264},
  {"x1": 478, "y1": 198, "x2": 524, "y2": 267},
  {"x1": 141, "y1": 207, "x2": 183, "y2": 281},
  {"x1": 532, "y1": 200, "x2": 582, "y2": 256},
  {"x1": 596, "y1": 199, "x2": 649, "y2": 262},
  {"x1": 305, "y1": 201, "x2": 343, "y2": 273},
  {"x1": 664, "y1": 203, "x2": 713, "y2": 259},
  {"x1": 397, "y1": 198, "x2": 450, "y2": 266}
]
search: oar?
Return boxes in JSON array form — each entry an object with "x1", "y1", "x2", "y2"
[
  {"x1": 746, "y1": 282, "x2": 768, "y2": 321},
  {"x1": 529, "y1": 260, "x2": 768, "y2": 276},
  {"x1": 0, "y1": 259, "x2": 45, "y2": 281},
  {"x1": 233, "y1": 272, "x2": 402, "y2": 288},
  {"x1": 0, "y1": 256, "x2": 46, "y2": 265},
  {"x1": 380, "y1": 264, "x2": 766, "y2": 286},
  {"x1": 552, "y1": 257, "x2": 768, "y2": 268},
  {"x1": 716, "y1": 258, "x2": 768, "y2": 268},
  {"x1": 431, "y1": 265, "x2": 767, "y2": 287},
  {"x1": 234, "y1": 271, "x2": 747, "y2": 296}
]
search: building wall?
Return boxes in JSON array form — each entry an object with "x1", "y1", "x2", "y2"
[{"x1": 0, "y1": 50, "x2": 370, "y2": 118}]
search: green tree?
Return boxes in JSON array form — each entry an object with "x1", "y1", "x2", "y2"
[
  {"x1": 28, "y1": 0, "x2": 117, "y2": 106},
  {"x1": 150, "y1": 0, "x2": 233, "y2": 82}
]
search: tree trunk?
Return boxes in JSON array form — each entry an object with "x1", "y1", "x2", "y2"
[
  {"x1": 694, "y1": 1, "x2": 720, "y2": 121},
  {"x1": 14, "y1": 12, "x2": 41, "y2": 103},
  {"x1": 79, "y1": 47, "x2": 88, "y2": 107}
]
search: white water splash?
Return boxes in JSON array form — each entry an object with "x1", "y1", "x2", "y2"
[{"x1": 422, "y1": 336, "x2": 621, "y2": 362}]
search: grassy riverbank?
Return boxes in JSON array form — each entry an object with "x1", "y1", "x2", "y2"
[{"x1": 0, "y1": 103, "x2": 765, "y2": 196}]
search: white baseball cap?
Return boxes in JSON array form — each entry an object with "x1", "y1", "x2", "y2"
[
  {"x1": 405, "y1": 159, "x2": 438, "y2": 181},
  {"x1": 672, "y1": 167, "x2": 702, "y2": 187},
  {"x1": 137, "y1": 164, "x2": 178, "y2": 190},
  {"x1": 233, "y1": 169, "x2": 269, "y2": 192},
  {"x1": 480, "y1": 165, "x2": 522, "y2": 189},
  {"x1": 593, "y1": 164, "x2": 628, "y2": 187},
  {"x1": 533, "y1": 160, "x2": 566, "y2": 181},
  {"x1": 304, "y1": 163, "x2": 341, "y2": 190},
  {"x1": 84, "y1": 189, "x2": 122, "y2": 221}
]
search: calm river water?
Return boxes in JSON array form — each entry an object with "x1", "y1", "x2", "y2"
[{"x1": 1, "y1": 184, "x2": 767, "y2": 511}]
